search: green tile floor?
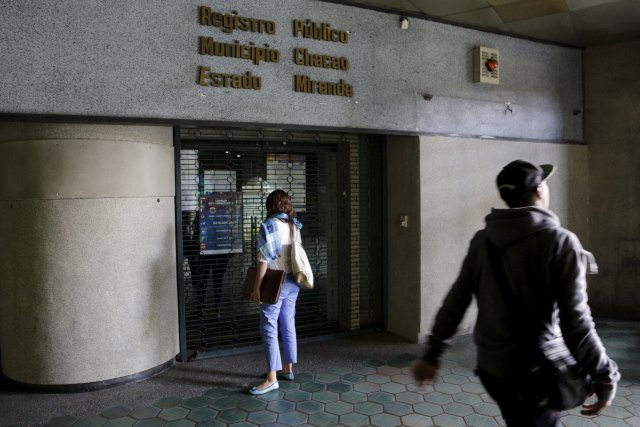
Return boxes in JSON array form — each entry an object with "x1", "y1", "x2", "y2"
[{"x1": 4, "y1": 320, "x2": 639, "y2": 426}]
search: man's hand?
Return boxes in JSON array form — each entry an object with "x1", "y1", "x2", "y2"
[
  {"x1": 412, "y1": 360, "x2": 438, "y2": 386},
  {"x1": 581, "y1": 381, "x2": 616, "y2": 416},
  {"x1": 581, "y1": 399, "x2": 611, "y2": 416}
]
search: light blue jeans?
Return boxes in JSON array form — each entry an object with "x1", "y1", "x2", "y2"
[{"x1": 260, "y1": 274, "x2": 300, "y2": 372}]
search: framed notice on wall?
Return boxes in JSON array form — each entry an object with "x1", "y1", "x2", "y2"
[{"x1": 199, "y1": 192, "x2": 242, "y2": 255}]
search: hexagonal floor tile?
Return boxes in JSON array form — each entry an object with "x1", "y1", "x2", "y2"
[
  {"x1": 247, "y1": 409, "x2": 278, "y2": 425},
  {"x1": 401, "y1": 413, "x2": 434, "y2": 427},
  {"x1": 153, "y1": 398, "x2": 183, "y2": 409},
  {"x1": 340, "y1": 391, "x2": 368, "y2": 404},
  {"x1": 311, "y1": 390, "x2": 340, "y2": 404},
  {"x1": 353, "y1": 382, "x2": 380, "y2": 393},
  {"x1": 296, "y1": 400, "x2": 325, "y2": 415},
  {"x1": 158, "y1": 407, "x2": 189, "y2": 422},
  {"x1": 380, "y1": 382, "x2": 406, "y2": 394},
  {"x1": 164, "y1": 420, "x2": 195, "y2": 427},
  {"x1": 413, "y1": 401, "x2": 444, "y2": 417},
  {"x1": 433, "y1": 413, "x2": 466, "y2": 427},
  {"x1": 368, "y1": 391, "x2": 395, "y2": 404},
  {"x1": 434, "y1": 383, "x2": 462, "y2": 395},
  {"x1": 353, "y1": 366, "x2": 377, "y2": 375},
  {"x1": 370, "y1": 412, "x2": 401, "y2": 427},
  {"x1": 308, "y1": 411, "x2": 339, "y2": 426},
  {"x1": 105, "y1": 417, "x2": 136, "y2": 427},
  {"x1": 284, "y1": 390, "x2": 312, "y2": 403},
  {"x1": 209, "y1": 396, "x2": 238, "y2": 411},
  {"x1": 327, "y1": 381, "x2": 352, "y2": 393},
  {"x1": 279, "y1": 381, "x2": 301, "y2": 391},
  {"x1": 442, "y1": 374, "x2": 470, "y2": 385},
  {"x1": 129, "y1": 406, "x2": 161, "y2": 420},
  {"x1": 473, "y1": 402, "x2": 501, "y2": 417},
  {"x1": 390, "y1": 374, "x2": 414, "y2": 385},
  {"x1": 461, "y1": 382, "x2": 486, "y2": 394},
  {"x1": 203, "y1": 389, "x2": 230, "y2": 400},
  {"x1": 187, "y1": 407, "x2": 218, "y2": 422},
  {"x1": 293, "y1": 373, "x2": 315, "y2": 383},
  {"x1": 236, "y1": 396, "x2": 267, "y2": 412},
  {"x1": 315, "y1": 373, "x2": 340, "y2": 383},
  {"x1": 365, "y1": 360, "x2": 387, "y2": 368},
  {"x1": 182, "y1": 397, "x2": 212, "y2": 409},
  {"x1": 300, "y1": 381, "x2": 326, "y2": 393},
  {"x1": 340, "y1": 412, "x2": 370, "y2": 427},
  {"x1": 266, "y1": 399, "x2": 296, "y2": 414},
  {"x1": 325, "y1": 401, "x2": 354, "y2": 416},
  {"x1": 354, "y1": 401, "x2": 383, "y2": 416},
  {"x1": 377, "y1": 366, "x2": 402, "y2": 376},
  {"x1": 277, "y1": 411, "x2": 308, "y2": 425},
  {"x1": 129, "y1": 419, "x2": 165, "y2": 427},
  {"x1": 443, "y1": 402, "x2": 474, "y2": 417},
  {"x1": 342, "y1": 373, "x2": 365, "y2": 384},
  {"x1": 383, "y1": 401, "x2": 413, "y2": 417},
  {"x1": 101, "y1": 407, "x2": 131, "y2": 419},
  {"x1": 424, "y1": 391, "x2": 453, "y2": 405},
  {"x1": 452, "y1": 391, "x2": 483, "y2": 405},
  {"x1": 327, "y1": 366, "x2": 352, "y2": 375},
  {"x1": 255, "y1": 390, "x2": 285, "y2": 402},
  {"x1": 216, "y1": 408, "x2": 248, "y2": 424},
  {"x1": 366, "y1": 374, "x2": 391, "y2": 385},
  {"x1": 464, "y1": 413, "x2": 499, "y2": 427},
  {"x1": 395, "y1": 391, "x2": 423, "y2": 405}
]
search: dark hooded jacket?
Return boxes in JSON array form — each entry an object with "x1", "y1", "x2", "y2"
[{"x1": 423, "y1": 206, "x2": 619, "y2": 402}]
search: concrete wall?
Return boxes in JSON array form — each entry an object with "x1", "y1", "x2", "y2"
[
  {"x1": 0, "y1": 0, "x2": 582, "y2": 141},
  {"x1": 385, "y1": 136, "x2": 422, "y2": 341},
  {"x1": 0, "y1": 123, "x2": 178, "y2": 385},
  {"x1": 417, "y1": 136, "x2": 589, "y2": 339},
  {"x1": 584, "y1": 40, "x2": 640, "y2": 319}
]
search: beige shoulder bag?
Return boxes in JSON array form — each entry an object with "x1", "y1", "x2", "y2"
[{"x1": 289, "y1": 223, "x2": 314, "y2": 290}]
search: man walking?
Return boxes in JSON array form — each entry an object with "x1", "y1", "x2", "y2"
[{"x1": 413, "y1": 160, "x2": 620, "y2": 426}]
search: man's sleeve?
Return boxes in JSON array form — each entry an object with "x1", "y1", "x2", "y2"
[
  {"x1": 422, "y1": 237, "x2": 477, "y2": 366},
  {"x1": 553, "y1": 231, "x2": 620, "y2": 401}
]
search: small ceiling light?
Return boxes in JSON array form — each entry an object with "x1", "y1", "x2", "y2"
[{"x1": 400, "y1": 16, "x2": 409, "y2": 30}]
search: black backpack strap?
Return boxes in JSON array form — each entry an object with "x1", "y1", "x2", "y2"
[{"x1": 485, "y1": 238, "x2": 518, "y2": 309}]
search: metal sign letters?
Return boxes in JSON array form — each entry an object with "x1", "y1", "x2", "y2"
[{"x1": 197, "y1": 5, "x2": 354, "y2": 97}]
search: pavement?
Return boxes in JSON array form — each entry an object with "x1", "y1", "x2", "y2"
[{"x1": 1, "y1": 319, "x2": 638, "y2": 427}]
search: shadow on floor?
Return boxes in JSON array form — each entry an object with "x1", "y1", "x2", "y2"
[{"x1": 0, "y1": 319, "x2": 638, "y2": 427}]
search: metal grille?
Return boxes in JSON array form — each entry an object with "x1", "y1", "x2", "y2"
[{"x1": 178, "y1": 128, "x2": 379, "y2": 356}]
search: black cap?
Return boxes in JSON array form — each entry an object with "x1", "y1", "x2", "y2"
[{"x1": 497, "y1": 160, "x2": 555, "y2": 204}]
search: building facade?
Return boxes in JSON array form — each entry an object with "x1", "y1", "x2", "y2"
[{"x1": 1, "y1": 0, "x2": 638, "y2": 390}]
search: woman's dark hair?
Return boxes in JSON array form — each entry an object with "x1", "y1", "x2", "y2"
[{"x1": 266, "y1": 189, "x2": 296, "y2": 217}]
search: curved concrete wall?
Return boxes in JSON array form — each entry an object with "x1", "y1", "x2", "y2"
[{"x1": 0, "y1": 123, "x2": 178, "y2": 386}]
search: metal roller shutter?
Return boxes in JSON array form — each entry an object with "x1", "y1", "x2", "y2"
[{"x1": 177, "y1": 128, "x2": 380, "y2": 358}]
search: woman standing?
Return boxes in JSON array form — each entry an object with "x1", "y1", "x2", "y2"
[{"x1": 249, "y1": 189, "x2": 301, "y2": 395}]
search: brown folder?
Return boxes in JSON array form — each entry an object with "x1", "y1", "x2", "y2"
[{"x1": 242, "y1": 267, "x2": 286, "y2": 304}]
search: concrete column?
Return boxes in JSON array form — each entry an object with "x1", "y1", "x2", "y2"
[
  {"x1": 386, "y1": 136, "x2": 422, "y2": 342},
  {"x1": 0, "y1": 122, "x2": 178, "y2": 387},
  {"x1": 585, "y1": 40, "x2": 640, "y2": 319}
]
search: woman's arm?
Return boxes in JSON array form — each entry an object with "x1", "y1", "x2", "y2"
[{"x1": 250, "y1": 261, "x2": 268, "y2": 304}]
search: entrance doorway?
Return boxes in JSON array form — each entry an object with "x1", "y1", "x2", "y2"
[{"x1": 177, "y1": 127, "x2": 383, "y2": 358}]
